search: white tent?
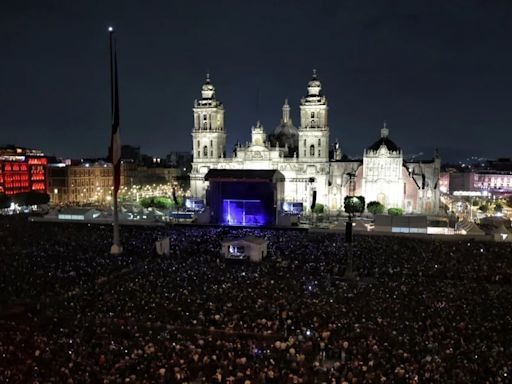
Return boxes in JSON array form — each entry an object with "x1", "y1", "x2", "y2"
[
  {"x1": 456, "y1": 219, "x2": 485, "y2": 235},
  {"x1": 221, "y1": 236, "x2": 269, "y2": 263},
  {"x1": 155, "y1": 237, "x2": 171, "y2": 255},
  {"x1": 491, "y1": 225, "x2": 511, "y2": 242}
]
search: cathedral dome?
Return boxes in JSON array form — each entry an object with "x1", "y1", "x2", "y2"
[
  {"x1": 367, "y1": 122, "x2": 400, "y2": 152},
  {"x1": 269, "y1": 99, "x2": 298, "y2": 157},
  {"x1": 367, "y1": 137, "x2": 400, "y2": 152},
  {"x1": 273, "y1": 121, "x2": 299, "y2": 146}
]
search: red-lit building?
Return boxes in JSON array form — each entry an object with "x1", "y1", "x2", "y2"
[{"x1": 0, "y1": 146, "x2": 47, "y2": 195}]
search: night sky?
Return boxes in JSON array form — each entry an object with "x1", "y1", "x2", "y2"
[{"x1": 1, "y1": 0, "x2": 511, "y2": 162}]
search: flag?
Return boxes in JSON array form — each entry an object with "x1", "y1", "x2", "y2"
[{"x1": 109, "y1": 30, "x2": 121, "y2": 195}]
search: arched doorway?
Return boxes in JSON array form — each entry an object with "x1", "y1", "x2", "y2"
[{"x1": 377, "y1": 193, "x2": 386, "y2": 206}]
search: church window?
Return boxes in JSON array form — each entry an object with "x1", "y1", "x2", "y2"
[
  {"x1": 203, "y1": 114, "x2": 207, "y2": 121},
  {"x1": 203, "y1": 122, "x2": 207, "y2": 129},
  {"x1": 311, "y1": 120, "x2": 315, "y2": 127},
  {"x1": 318, "y1": 149, "x2": 321, "y2": 157},
  {"x1": 210, "y1": 140, "x2": 213, "y2": 147},
  {"x1": 197, "y1": 150, "x2": 200, "y2": 158},
  {"x1": 311, "y1": 112, "x2": 315, "y2": 118},
  {"x1": 203, "y1": 146, "x2": 208, "y2": 158},
  {"x1": 303, "y1": 139, "x2": 306, "y2": 147},
  {"x1": 210, "y1": 150, "x2": 213, "y2": 157},
  {"x1": 197, "y1": 140, "x2": 200, "y2": 148},
  {"x1": 310, "y1": 144, "x2": 315, "y2": 156},
  {"x1": 318, "y1": 139, "x2": 321, "y2": 146}
]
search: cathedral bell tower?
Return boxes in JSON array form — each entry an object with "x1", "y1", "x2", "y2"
[
  {"x1": 192, "y1": 74, "x2": 226, "y2": 162},
  {"x1": 298, "y1": 70, "x2": 329, "y2": 161}
]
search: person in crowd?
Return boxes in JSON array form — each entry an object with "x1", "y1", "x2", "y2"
[{"x1": 0, "y1": 215, "x2": 511, "y2": 383}]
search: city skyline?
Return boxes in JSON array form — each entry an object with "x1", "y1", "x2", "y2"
[{"x1": 1, "y1": 1, "x2": 512, "y2": 162}]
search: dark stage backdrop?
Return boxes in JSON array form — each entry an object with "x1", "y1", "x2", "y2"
[{"x1": 207, "y1": 180, "x2": 275, "y2": 226}]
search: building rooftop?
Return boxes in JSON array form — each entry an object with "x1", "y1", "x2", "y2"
[{"x1": 367, "y1": 137, "x2": 400, "y2": 152}]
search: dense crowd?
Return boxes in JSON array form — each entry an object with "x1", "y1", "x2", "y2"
[{"x1": 1, "y1": 216, "x2": 511, "y2": 383}]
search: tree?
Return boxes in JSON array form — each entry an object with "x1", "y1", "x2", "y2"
[
  {"x1": 0, "y1": 193, "x2": 11, "y2": 209},
  {"x1": 312, "y1": 203, "x2": 324, "y2": 214},
  {"x1": 153, "y1": 196, "x2": 172, "y2": 210},
  {"x1": 139, "y1": 197, "x2": 152, "y2": 208},
  {"x1": 139, "y1": 196, "x2": 174, "y2": 210},
  {"x1": 344, "y1": 196, "x2": 365, "y2": 215},
  {"x1": 479, "y1": 204, "x2": 489, "y2": 213},
  {"x1": 29, "y1": 192, "x2": 50, "y2": 205},
  {"x1": 387, "y1": 207, "x2": 404, "y2": 216},
  {"x1": 170, "y1": 196, "x2": 184, "y2": 209},
  {"x1": 367, "y1": 201, "x2": 384, "y2": 215}
]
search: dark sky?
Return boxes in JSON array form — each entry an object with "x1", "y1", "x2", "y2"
[{"x1": 1, "y1": 0, "x2": 511, "y2": 162}]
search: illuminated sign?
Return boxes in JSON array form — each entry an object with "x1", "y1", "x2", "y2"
[{"x1": 0, "y1": 156, "x2": 26, "y2": 161}]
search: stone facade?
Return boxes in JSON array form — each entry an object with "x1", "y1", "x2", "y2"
[{"x1": 190, "y1": 72, "x2": 441, "y2": 214}]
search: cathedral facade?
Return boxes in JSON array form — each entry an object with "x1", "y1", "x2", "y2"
[{"x1": 190, "y1": 72, "x2": 441, "y2": 215}]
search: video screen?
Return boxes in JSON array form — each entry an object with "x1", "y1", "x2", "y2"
[
  {"x1": 229, "y1": 245, "x2": 245, "y2": 255},
  {"x1": 282, "y1": 201, "x2": 303, "y2": 214}
]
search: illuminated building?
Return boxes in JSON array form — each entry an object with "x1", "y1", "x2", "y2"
[
  {"x1": 448, "y1": 171, "x2": 512, "y2": 195},
  {"x1": 47, "y1": 161, "x2": 114, "y2": 204},
  {"x1": 47, "y1": 160, "x2": 182, "y2": 204},
  {"x1": 190, "y1": 72, "x2": 441, "y2": 220},
  {"x1": 0, "y1": 146, "x2": 47, "y2": 195}
]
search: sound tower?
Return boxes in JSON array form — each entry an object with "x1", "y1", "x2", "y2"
[{"x1": 345, "y1": 221, "x2": 353, "y2": 243}]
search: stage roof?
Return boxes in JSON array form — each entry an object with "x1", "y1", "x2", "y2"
[{"x1": 205, "y1": 169, "x2": 284, "y2": 182}]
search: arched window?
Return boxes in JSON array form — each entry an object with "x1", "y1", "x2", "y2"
[
  {"x1": 203, "y1": 146, "x2": 208, "y2": 158},
  {"x1": 310, "y1": 144, "x2": 315, "y2": 156},
  {"x1": 311, "y1": 120, "x2": 315, "y2": 127},
  {"x1": 311, "y1": 112, "x2": 315, "y2": 119},
  {"x1": 318, "y1": 139, "x2": 321, "y2": 146}
]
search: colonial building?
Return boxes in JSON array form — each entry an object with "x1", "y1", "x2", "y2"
[
  {"x1": 47, "y1": 161, "x2": 114, "y2": 204},
  {"x1": 190, "y1": 72, "x2": 441, "y2": 214},
  {"x1": 47, "y1": 160, "x2": 182, "y2": 204}
]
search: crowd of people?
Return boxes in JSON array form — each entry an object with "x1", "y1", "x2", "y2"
[{"x1": 1, "y1": 215, "x2": 511, "y2": 383}]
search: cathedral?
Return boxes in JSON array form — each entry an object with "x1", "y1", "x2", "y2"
[{"x1": 190, "y1": 71, "x2": 441, "y2": 215}]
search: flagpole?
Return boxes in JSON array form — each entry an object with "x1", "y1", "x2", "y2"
[{"x1": 109, "y1": 26, "x2": 122, "y2": 255}]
